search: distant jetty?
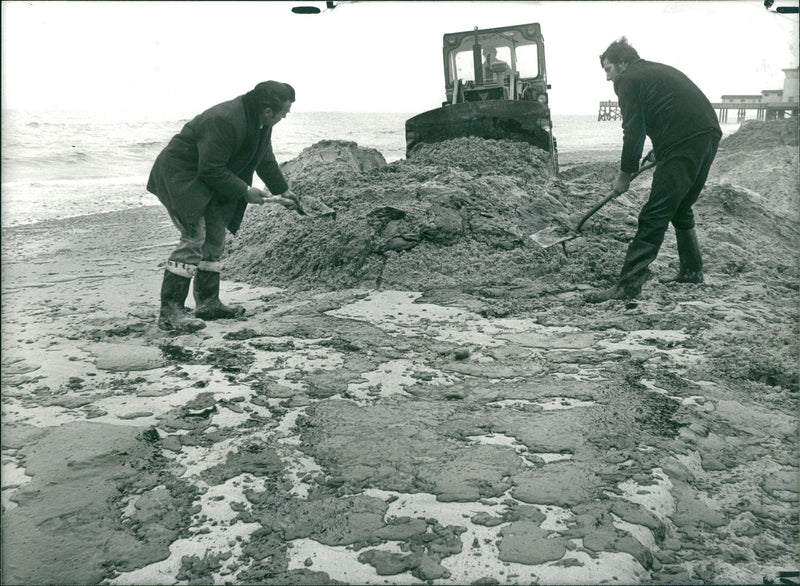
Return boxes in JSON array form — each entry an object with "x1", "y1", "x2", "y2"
[
  {"x1": 598, "y1": 67, "x2": 799, "y2": 122},
  {"x1": 597, "y1": 100, "x2": 798, "y2": 122}
]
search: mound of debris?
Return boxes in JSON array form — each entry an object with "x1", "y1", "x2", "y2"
[
  {"x1": 719, "y1": 118, "x2": 799, "y2": 150},
  {"x1": 711, "y1": 120, "x2": 799, "y2": 220},
  {"x1": 224, "y1": 122, "x2": 798, "y2": 297},
  {"x1": 225, "y1": 138, "x2": 567, "y2": 291}
]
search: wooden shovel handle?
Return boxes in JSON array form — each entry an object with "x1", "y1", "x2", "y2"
[{"x1": 573, "y1": 161, "x2": 656, "y2": 233}]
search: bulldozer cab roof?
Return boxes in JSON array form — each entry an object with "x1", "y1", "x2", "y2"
[{"x1": 442, "y1": 22, "x2": 543, "y2": 50}]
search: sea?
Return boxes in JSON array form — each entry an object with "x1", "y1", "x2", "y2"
[{"x1": 0, "y1": 109, "x2": 743, "y2": 228}]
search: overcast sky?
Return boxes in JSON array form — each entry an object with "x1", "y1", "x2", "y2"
[{"x1": 2, "y1": 1, "x2": 798, "y2": 116}]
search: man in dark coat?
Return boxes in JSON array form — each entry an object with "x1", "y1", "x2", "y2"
[
  {"x1": 148, "y1": 81, "x2": 299, "y2": 332},
  {"x1": 586, "y1": 38, "x2": 722, "y2": 303}
]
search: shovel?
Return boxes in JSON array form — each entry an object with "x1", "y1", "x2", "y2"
[
  {"x1": 287, "y1": 191, "x2": 336, "y2": 219},
  {"x1": 530, "y1": 160, "x2": 656, "y2": 249}
]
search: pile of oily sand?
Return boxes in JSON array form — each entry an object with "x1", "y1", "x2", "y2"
[
  {"x1": 718, "y1": 118, "x2": 799, "y2": 150},
  {"x1": 225, "y1": 138, "x2": 569, "y2": 291},
  {"x1": 710, "y1": 119, "x2": 799, "y2": 220},
  {"x1": 224, "y1": 121, "x2": 798, "y2": 297}
]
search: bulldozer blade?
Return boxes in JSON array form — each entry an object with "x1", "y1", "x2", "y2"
[
  {"x1": 529, "y1": 225, "x2": 578, "y2": 248},
  {"x1": 405, "y1": 101, "x2": 555, "y2": 156}
]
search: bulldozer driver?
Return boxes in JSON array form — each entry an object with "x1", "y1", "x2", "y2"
[{"x1": 483, "y1": 47, "x2": 511, "y2": 84}]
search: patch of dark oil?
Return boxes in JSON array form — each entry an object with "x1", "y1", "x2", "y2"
[
  {"x1": 611, "y1": 390, "x2": 682, "y2": 441},
  {"x1": 114, "y1": 441, "x2": 201, "y2": 546},
  {"x1": 202, "y1": 345, "x2": 255, "y2": 373},
  {"x1": 159, "y1": 343, "x2": 256, "y2": 374},
  {"x1": 109, "y1": 375, "x2": 148, "y2": 390},
  {"x1": 141, "y1": 427, "x2": 160, "y2": 444},
  {"x1": 249, "y1": 339, "x2": 298, "y2": 352},
  {"x1": 200, "y1": 441, "x2": 286, "y2": 487},
  {"x1": 223, "y1": 328, "x2": 262, "y2": 341},
  {"x1": 160, "y1": 343, "x2": 198, "y2": 363},
  {"x1": 176, "y1": 552, "x2": 231, "y2": 584},
  {"x1": 632, "y1": 391, "x2": 683, "y2": 437},
  {"x1": 584, "y1": 371, "x2": 685, "y2": 453},
  {"x1": 83, "y1": 321, "x2": 149, "y2": 342},
  {"x1": 619, "y1": 364, "x2": 683, "y2": 438}
]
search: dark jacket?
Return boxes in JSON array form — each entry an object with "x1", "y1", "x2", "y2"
[
  {"x1": 614, "y1": 59, "x2": 722, "y2": 173},
  {"x1": 147, "y1": 94, "x2": 288, "y2": 234}
]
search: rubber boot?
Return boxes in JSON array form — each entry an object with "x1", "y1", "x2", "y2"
[
  {"x1": 585, "y1": 238, "x2": 660, "y2": 303},
  {"x1": 194, "y1": 270, "x2": 245, "y2": 320},
  {"x1": 661, "y1": 227, "x2": 703, "y2": 284},
  {"x1": 158, "y1": 270, "x2": 206, "y2": 333}
]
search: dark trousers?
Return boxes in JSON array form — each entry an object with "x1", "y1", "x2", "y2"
[{"x1": 635, "y1": 132, "x2": 720, "y2": 248}]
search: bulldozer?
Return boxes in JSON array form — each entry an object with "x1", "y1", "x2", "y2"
[{"x1": 405, "y1": 22, "x2": 558, "y2": 174}]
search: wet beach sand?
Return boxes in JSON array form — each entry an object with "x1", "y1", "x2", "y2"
[{"x1": 2, "y1": 121, "x2": 798, "y2": 584}]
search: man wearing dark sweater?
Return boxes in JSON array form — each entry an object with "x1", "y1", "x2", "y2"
[{"x1": 586, "y1": 38, "x2": 722, "y2": 303}]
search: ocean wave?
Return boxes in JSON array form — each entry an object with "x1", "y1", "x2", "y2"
[
  {"x1": 2, "y1": 175, "x2": 148, "y2": 188},
  {"x1": 130, "y1": 140, "x2": 164, "y2": 149},
  {"x1": 7, "y1": 149, "x2": 111, "y2": 169}
]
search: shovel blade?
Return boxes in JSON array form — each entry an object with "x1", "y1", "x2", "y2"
[
  {"x1": 530, "y1": 226, "x2": 577, "y2": 248},
  {"x1": 295, "y1": 192, "x2": 336, "y2": 219}
]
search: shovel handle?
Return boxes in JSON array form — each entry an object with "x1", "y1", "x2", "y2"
[{"x1": 573, "y1": 161, "x2": 656, "y2": 233}]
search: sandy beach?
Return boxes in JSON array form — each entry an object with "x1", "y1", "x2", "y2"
[{"x1": 2, "y1": 121, "x2": 798, "y2": 585}]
